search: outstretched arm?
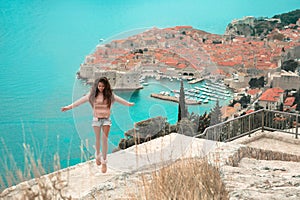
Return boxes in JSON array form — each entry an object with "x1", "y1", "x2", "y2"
[
  {"x1": 114, "y1": 94, "x2": 134, "y2": 106},
  {"x1": 61, "y1": 93, "x2": 90, "y2": 112}
]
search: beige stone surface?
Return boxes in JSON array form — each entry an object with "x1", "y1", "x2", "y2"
[
  {"x1": 223, "y1": 158, "x2": 300, "y2": 200},
  {"x1": 247, "y1": 137, "x2": 300, "y2": 155},
  {"x1": 224, "y1": 131, "x2": 300, "y2": 200},
  {"x1": 1, "y1": 131, "x2": 300, "y2": 199}
]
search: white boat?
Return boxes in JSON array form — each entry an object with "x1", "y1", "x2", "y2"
[{"x1": 203, "y1": 99, "x2": 209, "y2": 104}]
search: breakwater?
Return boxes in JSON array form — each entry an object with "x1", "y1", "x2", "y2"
[{"x1": 150, "y1": 93, "x2": 201, "y2": 105}]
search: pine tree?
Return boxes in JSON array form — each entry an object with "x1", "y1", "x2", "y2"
[
  {"x1": 210, "y1": 99, "x2": 222, "y2": 126},
  {"x1": 296, "y1": 103, "x2": 300, "y2": 112},
  {"x1": 178, "y1": 80, "x2": 187, "y2": 122},
  {"x1": 198, "y1": 112, "x2": 210, "y2": 133},
  {"x1": 178, "y1": 104, "x2": 182, "y2": 122},
  {"x1": 295, "y1": 88, "x2": 300, "y2": 112},
  {"x1": 279, "y1": 102, "x2": 284, "y2": 111},
  {"x1": 254, "y1": 102, "x2": 263, "y2": 111}
]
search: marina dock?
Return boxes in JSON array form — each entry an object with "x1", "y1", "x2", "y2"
[
  {"x1": 150, "y1": 93, "x2": 201, "y2": 105},
  {"x1": 188, "y1": 78, "x2": 205, "y2": 84}
]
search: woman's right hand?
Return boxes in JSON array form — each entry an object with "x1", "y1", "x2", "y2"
[{"x1": 61, "y1": 105, "x2": 72, "y2": 112}]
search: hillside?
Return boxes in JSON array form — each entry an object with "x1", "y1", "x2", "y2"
[{"x1": 225, "y1": 9, "x2": 300, "y2": 37}]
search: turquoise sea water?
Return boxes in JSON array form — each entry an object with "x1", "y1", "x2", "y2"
[
  {"x1": 72, "y1": 77, "x2": 231, "y2": 155},
  {"x1": 1, "y1": 0, "x2": 299, "y2": 182}
]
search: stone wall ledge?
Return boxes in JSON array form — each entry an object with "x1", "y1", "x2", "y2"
[{"x1": 225, "y1": 146, "x2": 300, "y2": 167}]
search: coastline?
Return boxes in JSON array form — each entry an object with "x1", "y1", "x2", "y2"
[{"x1": 1, "y1": 0, "x2": 299, "y2": 197}]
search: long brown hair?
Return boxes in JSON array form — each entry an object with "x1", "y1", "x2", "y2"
[{"x1": 89, "y1": 77, "x2": 113, "y2": 108}]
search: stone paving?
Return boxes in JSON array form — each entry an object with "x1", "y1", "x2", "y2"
[
  {"x1": 1, "y1": 130, "x2": 300, "y2": 199},
  {"x1": 223, "y1": 131, "x2": 300, "y2": 200}
]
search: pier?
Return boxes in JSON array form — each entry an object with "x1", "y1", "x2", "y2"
[
  {"x1": 188, "y1": 78, "x2": 205, "y2": 84},
  {"x1": 150, "y1": 93, "x2": 201, "y2": 105}
]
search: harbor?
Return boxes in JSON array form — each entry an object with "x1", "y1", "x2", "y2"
[{"x1": 148, "y1": 76, "x2": 232, "y2": 105}]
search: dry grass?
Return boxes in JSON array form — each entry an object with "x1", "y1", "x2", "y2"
[
  {"x1": 0, "y1": 140, "x2": 45, "y2": 190},
  {"x1": 0, "y1": 142, "x2": 72, "y2": 199},
  {"x1": 135, "y1": 158, "x2": 229, "y2": 200},
  {"x1": 20, "y1": 171, "x2": 71, "y2": 200},
  {"x1": 0, "y1": 138, "x2": 77, "y2": 199},
  {"x1": 0, "y1": 127, "x2": 93, "y2": 199}
]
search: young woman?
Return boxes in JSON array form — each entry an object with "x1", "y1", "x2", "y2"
[{"x1": 61, "y1": 77, "x2": 134, "y2": 173}]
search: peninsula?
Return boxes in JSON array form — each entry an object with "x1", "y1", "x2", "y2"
[
  {"x1": 77, "y1": 9, "x2": 300, "y2": 121},
  {"x1": 78, "y1": 20, "x2": 300, "y2": 91}
]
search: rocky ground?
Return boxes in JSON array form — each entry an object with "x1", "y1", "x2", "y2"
[
  {"x1": 223, "y1": 158, "x2": 300, "y2": 200},
  {"x1": 82, "y1": 170, "x2": 149, "y2": 200},
  {"x1": 81, "y1": 158, "x2": 300, "y2": 200},
  {"x1": 82, "y1": 131, "x2": 300, "y2": 200}
]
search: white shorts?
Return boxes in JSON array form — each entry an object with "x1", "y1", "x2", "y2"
[{"x1": 92, "y1": 117, "x2": 112, "y2": 127}]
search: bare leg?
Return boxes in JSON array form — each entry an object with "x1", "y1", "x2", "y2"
[
  {"x1": 101, "y1": 125, "x2": 110, "y2": 160},
  {"x1": 101, "y1": 125, "x2": 110, "y2": 173},
  {"x1": 93, "y1": 126, "x2": 101, "y2": 165}
]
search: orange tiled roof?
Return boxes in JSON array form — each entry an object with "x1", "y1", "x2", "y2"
[
  {"x1": 232, "y1": 55, "x2": 243, "y2": 62},
  {"x1": 259, "y1": 87, "x2": 284, "y2": 102},
  {"x1": 246, "y1": 109, "x2": 254, "y2": 114},
  {"x1": 163, "y1": 27, "x2": 174, "y2": 31},
  {"x1": 234, "y1": 102, "x2": 241, "y2": 108},
  {"x1": 247, "y1": 89, "x2": 261, "y2": 96},
  {"x1": 174, "y1": 26, "x2": 193, "y2": 30},
  {"x1": 163, "y1": 57, "x2": 178, "y2": 66},
  {"x1": 177, "y1": 63, "x2": 186, "y2": 69},
  {"x1": 221, "y1": 106, "x2": 236, "y2": 118},
  {"x1": 113, "y1": 39, "x2": 125, "y2": 43},
  {"x1": 84, "y1": 25, "x2": 300, "y2": 73},
  {"x1": 271, "y1": 87, "x2": 284, "y2": 94},
  {"x1": 155, "y1": 52, "x2": 163, "y2": 60},
  {"x1": 284, "y1": 97, "x2": 295, "y2": 107}
]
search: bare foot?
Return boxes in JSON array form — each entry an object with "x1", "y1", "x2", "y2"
[
  {"x1": 101, "y1": 158, "x2": 107, "y2": 173},
  {"x1": 101, "y1": 163, "x2": 107, "y2": 173},
  {"x1": 95, "y1": 153, "x2": 101, "y2": 166}
]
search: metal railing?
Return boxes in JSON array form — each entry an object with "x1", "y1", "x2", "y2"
[{"x1": 194, "y1": 109, "x2": 299, "y2": 142}]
